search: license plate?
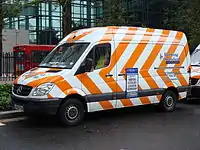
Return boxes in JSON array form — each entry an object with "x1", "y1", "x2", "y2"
[{"x1": 14, "y1": 104, "x2": 24, "y2": 110}]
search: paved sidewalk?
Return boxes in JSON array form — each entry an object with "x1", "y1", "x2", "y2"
[{"x1": 0, "y1": 109, "x2": 24, "y2": 119}]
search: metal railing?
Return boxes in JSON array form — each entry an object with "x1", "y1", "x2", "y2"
[{"x1": 0, "y1": 52, "x2": 30, "y2": 82}]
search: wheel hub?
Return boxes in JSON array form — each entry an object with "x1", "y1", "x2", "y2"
[
  {"x1": 165, "y1": 96, "x2": 174, "y2": 107},
  {"x1": 66, "y1": 105, "x2": 79, "y2": 120}
]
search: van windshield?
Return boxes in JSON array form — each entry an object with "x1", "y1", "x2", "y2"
[
  {"x1": 191, "y1": 49, "x2": 200, "y2": 66},
  {"x1": 39, "y1": 43, "x2": 90, "y2": 69}
]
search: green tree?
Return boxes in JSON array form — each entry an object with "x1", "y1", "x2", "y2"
[
  {"x1": 57, "y1": 0, "x2": 72, "y2": 37},
  {"x1": 163, "y1": 0, "x2": 200, "y2": 51},
  {"x1": 97, "y1": 0, "x2": 127, "y2": 26}
]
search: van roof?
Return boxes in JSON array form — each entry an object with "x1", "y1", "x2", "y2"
[{"x1": 60, "y1": 26, "x2": 187, "y2": 45}]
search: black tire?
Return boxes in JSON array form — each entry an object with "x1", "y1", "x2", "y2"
[
  {"x1": 58, "y1": 98, "x2": 85, "y2": 126},
  {"x1": 159, "y1": 90, "x2": 177, "y2": 112}
]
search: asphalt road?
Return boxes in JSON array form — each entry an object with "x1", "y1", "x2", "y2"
[{"x1": 1, "y1": 101, "x2": 200, "y2": 150}]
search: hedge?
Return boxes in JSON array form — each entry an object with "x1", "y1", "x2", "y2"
[{"x1": 0, "y1": 84, "x2": 12, "y2": 111}]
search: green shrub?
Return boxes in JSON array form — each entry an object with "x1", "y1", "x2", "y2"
[{"x1": 0, "y1": 84, "x2": 12, "y2": 111}]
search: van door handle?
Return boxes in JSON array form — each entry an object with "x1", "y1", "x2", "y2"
[
  {"x1": 118, "y1": 73, "x2": 125, "y2": 76},
  {"x1": 106, "y1": 74, "x2": 113, "y2": 77}
]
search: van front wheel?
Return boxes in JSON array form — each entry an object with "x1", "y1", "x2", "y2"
[
  {"x1": 159, "y1": 90, "x2": 177, "y2": 112},
  {"x1": 58, "y1": 98, "x2": 84, "y2": 126}
]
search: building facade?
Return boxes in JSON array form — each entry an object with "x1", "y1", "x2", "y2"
[
  {"x1": 4, "y1": 0, "x2": 103, "y2": 45},
  {"x1": 4, "y1": 0, "x2": 163, "y2": 45}
]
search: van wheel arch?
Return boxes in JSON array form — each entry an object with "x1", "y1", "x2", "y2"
[
  {"x1": 158, "y1": 87, "x2": 178, "y2": 112},
  {"x1": 166, "y1": 87, "x2": 179, "y2": 99},
  {"x1": 57, "y1": 94, "x2": 88, "y2": 126},
  {"x1": 59, "y1": 94, "x2": 88, "y2": 113}
]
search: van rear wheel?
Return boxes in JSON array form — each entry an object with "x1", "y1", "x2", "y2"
[
  {"x1": 159, "y1": 90, "x2": 177, "y2": 112},
  {"x1": 58, "y1": 98, "x2": 84, "y2": 126}
]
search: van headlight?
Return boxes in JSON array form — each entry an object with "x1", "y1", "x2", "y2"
[{"x1": 32, "y1": 83, "x2": 54, "y2": 96}]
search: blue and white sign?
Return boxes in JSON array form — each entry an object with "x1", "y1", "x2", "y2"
[{"x1": 126, "y1": 68, "x2": 138, "y2": 98}]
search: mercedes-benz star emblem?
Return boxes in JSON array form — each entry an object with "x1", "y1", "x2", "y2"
[{"x1": 17, "y1": 86, "x2": 23, "y2": 94}]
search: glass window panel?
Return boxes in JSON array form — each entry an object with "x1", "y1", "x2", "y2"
[
  {"x1": 29, "y1": 18, "x2": 36, "y2": 30},
  {"x1": 41, "y1": 17, "x2": 49, "y2": 28},
  {"x1": 52, "y1": 16, "x2": 60, "y2": 20},
  {"x1": 52, "y1": 20, "x2": 60, "y2": 28},
  {"x1": 19, "y1": 19, "x2": 25, "y2": 29},
  {"x1": 40, "y1": 3, "x2": 47, "y2": 11},
  {"x1": 73, "y1": 13, "x2": 81, "y2": 18},
  {"x1": 41, "y1": 10, "x2": 47, "y2": 15},
  {"x1": 29, "y1": 33, "x2": 37, "y2": 44},
  {"x1": 52, "y1": 11, "x2": 60, "y2": 16},
  {"x1": 73, "y1": 5, "x2": 81, "y2": 14}
]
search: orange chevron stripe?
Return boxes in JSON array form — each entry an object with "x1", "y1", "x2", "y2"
[
  {"x1": 173, "y1": 43, "x2": 189, "y2": 86},
  {"x1": 99, "y1": 101, "x2": 114, "y2": 110},
  {"x1": 140, "y1": 30, "x2": 170, "y2": 89},
  {"x1": 47, "y1": 94, "x2": 53, "y2": 99},
  {"x1": 27, "y1": 76, "x2": 60, "y2": 87},
  {"x1": 99, "y1": 27, "x2": 117, "y2": 42},
  {"x1": 56, "y1": 77, "x2": 73, "y2": 93},
  {"x1": 76, "y1": 74, "x2": 102, "y2": 94},
  {"x1": 66, "y1": 89, "x2": 78, "y2": 95},
  {"x1": 74, "y1": 28, "x2": 98, "y2": 41},
  {"x1": 140, "y1": 97, "x2": 151, "y2": 104},
  {"x1": 76, "y1": 74, "x2": 114, "y2": 109},
  {"x1": 138, "y1": 85, "x2": 151, "y2": 104},
  {"x1": 121, "y1": 28, "x2": 154, "y2": 74},
  {"x1": 157, "y1": 95, "x2": 162, "y2": 101},
  {"x1": 66, "y1": 31, "x2": 77, "y2": 42},
  {"x1": 67, "y1": 28, "x2": 97, "y2": 42},
  {"x1": 157, "y1": 32, "x2": 184, "y2": 88},
  {"x1": 120, "y1": 99, "x2": 134, "y2": 107}
]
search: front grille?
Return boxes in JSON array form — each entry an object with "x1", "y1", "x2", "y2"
[{"x1": 13, "y1": 84, "x2": 32, "y2": 96}]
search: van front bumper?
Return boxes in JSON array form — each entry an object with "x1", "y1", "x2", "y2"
[{"x1": 11, "y1": 95, "x2": 62, "y2": 115}]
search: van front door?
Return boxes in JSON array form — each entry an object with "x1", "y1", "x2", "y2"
[{"x1": 76, "y1": 42, "x2": 117, "y2": 112}]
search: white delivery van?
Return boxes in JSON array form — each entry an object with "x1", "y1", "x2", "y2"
[
  {"x1": 189, "y1": 44, "x2": 200, "y2": 98},
  {"x1": 12, "y1": 26, "x2": 191, "y2": 126}
]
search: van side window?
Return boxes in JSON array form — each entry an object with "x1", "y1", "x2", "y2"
[
  {"x1": 93, "y1": 43, "x2": 111, "y2": 70},
  {"x1": 76, "y1": 43, "x2": 111, "y2": 74}
]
